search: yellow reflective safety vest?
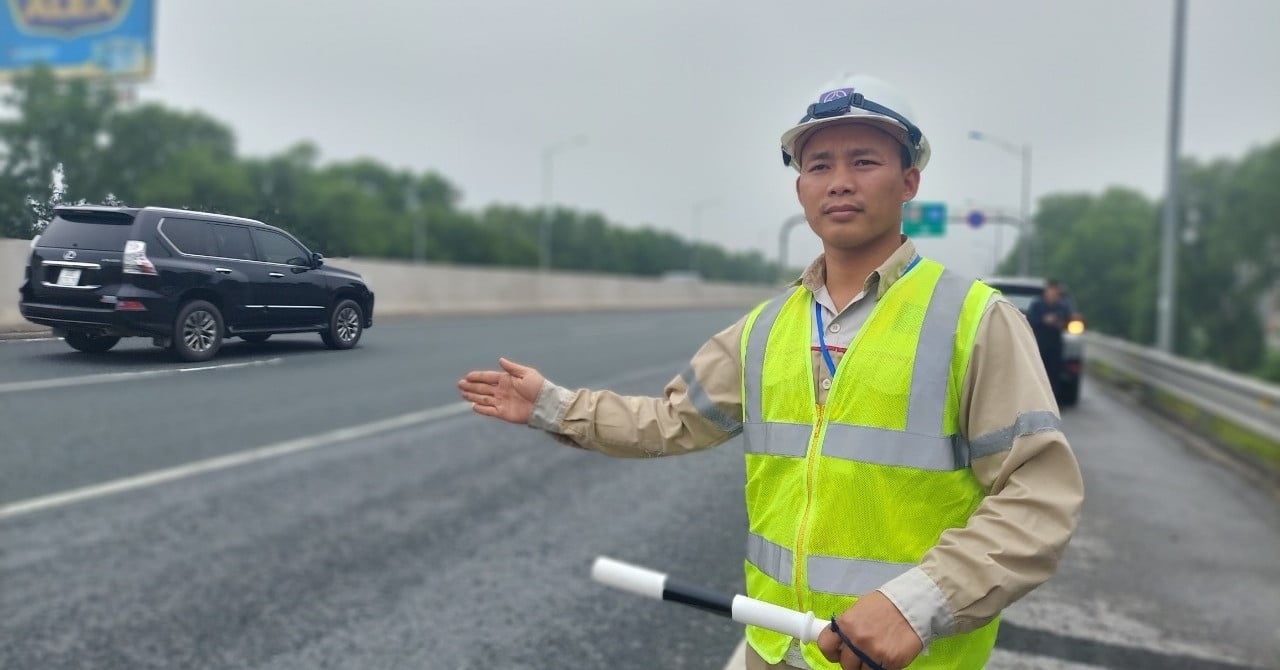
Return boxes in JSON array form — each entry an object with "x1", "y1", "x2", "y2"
[{"x1": 739, "y1": 258, "x2": 999, "y2": 670}]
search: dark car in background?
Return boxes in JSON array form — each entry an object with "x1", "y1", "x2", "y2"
[
  {"x1": 19, "y1": 206, "x2": 374, "y2": 362},
  {"x1": 985, "y1": 276, "x2": 1084, "y2": 407}
]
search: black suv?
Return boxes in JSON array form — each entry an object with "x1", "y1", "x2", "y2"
[{"x1": 19, "y1": 206, "x2": 374, "y2": 361}]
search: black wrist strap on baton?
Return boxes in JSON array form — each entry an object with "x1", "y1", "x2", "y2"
[{"x1": 829, "y1": 616, "x2": 887, "y2": 670}]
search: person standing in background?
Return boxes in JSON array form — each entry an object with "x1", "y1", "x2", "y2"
[{"x1": 1027, "y1": 280, "x2": 1074, "y2": 402}]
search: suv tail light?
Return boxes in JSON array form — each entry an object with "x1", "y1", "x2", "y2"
[
  {"x1": 115, "y1": 299, "x2": 147, "y2": 311},
  {"x1": 123, "y1": 240, "x2": 157, "y2": 275}
]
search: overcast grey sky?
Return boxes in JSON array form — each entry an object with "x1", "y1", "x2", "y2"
[{"x1": 139, "y1": 1, "x2": 1280, "y2": 277}]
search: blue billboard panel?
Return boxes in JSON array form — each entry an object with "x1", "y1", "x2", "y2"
[{"x1": 0, "y1": 0, "x2": 154, "y2": 81}]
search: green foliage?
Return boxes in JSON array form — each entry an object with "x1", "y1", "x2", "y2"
[
  {"x1": 1170, "y1": 150, "x2": 1280, "y2": 371},
  {"x1": 0, "y1": 65, "x2": 115, "y2": 235},
  {"x1": 5, "y1": 65, "x2": 1273, "y2": 374},
  {"x1": 0, "y1": 64, "x2": 782, "y2": 283},
  {"x1": 1259, "y1": 351, "x2": 1280, "y2": 384},
  {"x1": 1012, "y1": 142, "x2": 1280, "y2": 377}
]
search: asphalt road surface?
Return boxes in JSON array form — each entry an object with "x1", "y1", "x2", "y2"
[{"x1": 1, "y1": 310, "x2": 1276, "y2": 669}]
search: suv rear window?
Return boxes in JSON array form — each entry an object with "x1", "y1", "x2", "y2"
[
  {"x1": 37, "y1": 213, "x2": 136, "y2": 251},
  {"x1": 993, "y1": 286, "x2": 1041, "y2": 312},
  {"x1": 160, "y1": 218, "x2": 217, "y2": 256},
  {"x1": 211, "y1": 224, "x2": 257, "y2": 261}
]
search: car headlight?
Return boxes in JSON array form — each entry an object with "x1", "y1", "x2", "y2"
[{"x1": 1066, "y1": 319, "x2": 1085, "y2": 335}]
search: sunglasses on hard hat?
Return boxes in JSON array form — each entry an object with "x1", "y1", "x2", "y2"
[{"x1": 802, "y1": 93, "x2": 923, "y2": 148}]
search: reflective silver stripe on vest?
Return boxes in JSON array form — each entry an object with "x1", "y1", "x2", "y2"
[
  {"x1": 745, "y1": 422, "x2": 967, "y2": 469},
  {"x1": 743, "y1": 291, "x2": 794, "y2": 424},
  {"x1": 906, "y1": 270, "x2": 972, "y2": 435},
  {"x1": 807, "y1": 554, "x2": 915, "y2": 596},
  {"x1": 680, "y1": 366, "x2": 743, "y2": 434},
  {"x1": 749, "y1": 534, "x2": 916, "y2": 595},
  {"x1": 823, "y1": 424, "x2": 969, "y2": 470},
  {"x1": 969, "y1": 410, "x2": 1062, "y2": 460},
  {"x1": 743, "y1": 422, "x2": 811, "y2": 458},
  {"x1": 747, "y1": 532, "x2": 793, "y2": 586}
]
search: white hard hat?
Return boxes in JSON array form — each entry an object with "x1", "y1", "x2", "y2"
[{"x1": 780, "y1": 74, "x2": 931, "y2": 172}]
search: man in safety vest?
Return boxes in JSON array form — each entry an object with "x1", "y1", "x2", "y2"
[{"x1": 458, "y1": 74, "x2": 1083, "y2": 670}]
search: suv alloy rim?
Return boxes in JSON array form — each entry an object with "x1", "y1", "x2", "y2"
[
  {"x1": 184, "y1": 310, "x2": 217, "y2": 352},
  {"x1": 336, "y1": 306, "x2": 359, "y2": 343}
]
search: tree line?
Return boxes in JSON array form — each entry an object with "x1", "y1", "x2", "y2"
[
  {"x1": 0, "y1": 66, "x2": 784, "y2": 284},
  {"x1": 997, "y1": 143, "x2": 1280, "y2": 380},
  {"x1": 3, "y1": 65, "x2": 1277, "y2": 379}
]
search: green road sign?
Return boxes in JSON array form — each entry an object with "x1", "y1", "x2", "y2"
[{"x1": 902, "y1": 201, "x2": 947, "y2": 237}]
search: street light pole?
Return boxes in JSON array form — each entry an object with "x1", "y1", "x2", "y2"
[
  {"x1": 970, "y1": 131, "x2": 1032, "y2": 276},
  {"x1": 1156, "y1": 0, "x2": 1187, "y2": 354},
  {"x1": 540, "y1": 135, "x2": 589, "y2": 271},
  {"x1": 689, "y1": 198, "x2": 721, "y2": 274},
  {"x1": 405, "y1": 182, "x2": 424, "y2": 263},
  {"x1": 1020, "y1": 143, "x2": 1032, "y2": 275}
]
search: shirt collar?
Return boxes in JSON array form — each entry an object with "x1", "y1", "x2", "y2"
[{"x1": 796, "y1": 237, "x2": 920, "y2": 300}]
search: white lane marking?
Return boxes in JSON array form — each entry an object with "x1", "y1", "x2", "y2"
[
  {"x1": 571, "y1": 321, "x2": 664, "y2": 338},
  {"x1": 722, "y1": 638, "x2": 746, "y2": 670},
  {"x1": 0, "y1": 336, "x2": 59, "y2": 343},
  {"x1": 1002, "y1": 587, "x2": 1257, "y2": 664},
  {"x1": 0, "y1": 357, "x2": 283, "y2": 394},
  {"x1": 0, "y1": 401, "x2": 473, "y2": 520},
  {"x1": 987, "y1": 648, "x2": 1107, "y2": 669},
  {"x1": 0, "y1": 358, "x2": 686, "y2": 521}
]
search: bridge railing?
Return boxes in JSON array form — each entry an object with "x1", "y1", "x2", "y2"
[{"x1": 1084, "y1": 332, "x2": 1280, "y2": 476}]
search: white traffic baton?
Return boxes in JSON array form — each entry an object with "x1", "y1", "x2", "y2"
[{"x1": 591, "y1": 556, "x2": 886, "y2": 670}]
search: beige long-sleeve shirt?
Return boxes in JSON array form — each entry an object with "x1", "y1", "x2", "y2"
[{"x1": 529, "y1": 240, "x2": 1084, "y2": 656}]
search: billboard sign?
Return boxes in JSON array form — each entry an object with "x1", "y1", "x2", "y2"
[{"x1": 0, "y1": 0, "x2": 154, "y2": 81}]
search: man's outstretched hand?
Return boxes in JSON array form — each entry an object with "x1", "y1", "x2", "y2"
[{"x1": 457, "y1": 358, "x2": 545, "y2": 424}]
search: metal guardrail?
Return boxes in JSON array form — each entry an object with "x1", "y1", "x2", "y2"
[{"x1": 1084, "y1": 332, "x2": 1280, "y2": 443}]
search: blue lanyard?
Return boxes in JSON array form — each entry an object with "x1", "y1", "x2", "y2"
[
  {"x1": 815, "y1": 300, "x2": 838, "y2": 377},
  {"x1": 815, "y1": 254, "x2": 921, "y2": 379}
]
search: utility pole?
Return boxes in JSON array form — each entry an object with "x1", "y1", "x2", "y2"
[
  {"x1": 539, "y1": 135, "x2": 588, "y2": 271},
  {"x1": 406, "y1": 183, "x2": 425, "y2": 263},
  {"x1": 969, "y1": 131, "x2": 1033, "y2": 275},
  {"x1": 1156, "y1": 0, "x2": 1187, "y2": 353}
]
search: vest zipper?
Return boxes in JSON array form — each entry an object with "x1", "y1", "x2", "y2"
[
  {"x1": 793, "y1": 402, "x2": 825, "y2": 612},
  {"x1": 791, "y1": 288, "x2": 885, "y2": 614}
]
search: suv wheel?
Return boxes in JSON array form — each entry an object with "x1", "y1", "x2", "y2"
[
  {"x1": 173, "y1": 300, "x2": 223, "y2": 362},
  {"x1": 65, "y1": 330, "x2": 120, "y2": 354},
  {"x1": 320, "y1": 299, "x2": 363, "y2": 350}
]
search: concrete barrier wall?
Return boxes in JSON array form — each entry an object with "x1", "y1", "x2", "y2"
[
  {"x1": 0, "y1": 238, "x2": 781, "y2": 333},
  {"x1": 0, "y1": 238, "x2": 31, "y2": 332}
]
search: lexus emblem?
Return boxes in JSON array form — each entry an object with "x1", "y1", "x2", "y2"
[{"x1": 63, "y1": 250, "x2": 76, "y2": 260}]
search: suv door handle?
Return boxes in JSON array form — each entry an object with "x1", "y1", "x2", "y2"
[
  {"x1": 268, "y1": 272, "x2": 285, "y2": 278},
  {"x1": 214, "y1": 267, "x2": 233, "y2": 274}
]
